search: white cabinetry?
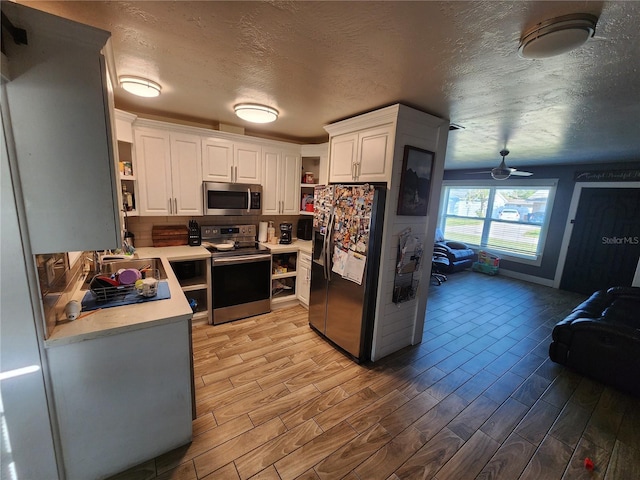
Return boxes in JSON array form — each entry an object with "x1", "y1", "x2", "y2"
[
  {"x1": 262, "y1": 147, "x2": 301, "y2": 215},
  {"x1": 202, "y1": 137, "x2": 261, "y2": 184},
  {"x1": 297, "y1": 251, "x2": 311, "y2": 307},
  {"x1": 2, "y1": 3, "x2": 120, "y2": 253},
  {"x1": 115, "y1": 109, "x2": 138, "y2": 215},
  {"x1": 300, "y1": 143, "x2": 328, "y2": 216},
  {"x1": 325, "y1": 107, "x2": 399, "y2": 185},
  {"x1": 329, "y1": 125, "x2": 394, "y2": 183},
  {"x1": 135, "y1": 125, "x2": 203, "y2": 216},
  {"x1": 170, "y1": 258, "x2": 211, "y2": 324},
  {"x1": 271, "y1": 250, "x2": 298, "y2": 306},
  {"x1": 46, "y1": 321, "x2": 192, "y2": 480}
]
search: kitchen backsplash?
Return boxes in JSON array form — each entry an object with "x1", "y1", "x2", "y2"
[{"x1": 126, "y1": 215, "x2": 308, "y2": 247}]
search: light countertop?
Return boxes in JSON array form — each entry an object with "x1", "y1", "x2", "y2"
[
  {"x1": 45, "y1": 246, "x2": 209, "y2": 348},
  {"x1": 45, "y1": 242, "x2": 312, "y2": 347},
  {"x1": 261, "y1": 239, "x2": 312, "y2": 254}
]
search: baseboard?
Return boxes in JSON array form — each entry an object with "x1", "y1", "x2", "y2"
[{"x1": 498, "y1": 269, "x2": 555, "y2": 287}]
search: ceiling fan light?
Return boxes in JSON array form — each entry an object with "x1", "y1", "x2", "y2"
[
  {"x1": 234, "y1": 104, "x2": 278, "y2": 123},
  {"x1": 119, "y1": 76, "x2": 162, "y2": 97},
  {"x1": 518, "y1": 13, "x2": 598, "y2": 59},
  {"x1": 491, "y1": 170, "x2": 511, "y2": 180}
]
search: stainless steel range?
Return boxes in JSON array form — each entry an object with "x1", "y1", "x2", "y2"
[{"x1": 202, "y1": 224, "x2": 271, "y2": 325}]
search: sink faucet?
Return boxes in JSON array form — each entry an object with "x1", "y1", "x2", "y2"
[{"x1": 92, "y1": 251, "x2": 101, "y2": 275}]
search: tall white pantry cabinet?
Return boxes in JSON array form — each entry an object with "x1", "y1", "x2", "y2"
[
  {"x1": 1, "y1": 2, "x2": 122, "y2": 479},
  {"x1": 2, "y1": 3, "x2": 121, "y2": 254}
]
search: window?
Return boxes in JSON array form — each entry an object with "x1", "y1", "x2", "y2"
[{"x1": 439, "y1": 182, "x2": 556, "y2": 263}]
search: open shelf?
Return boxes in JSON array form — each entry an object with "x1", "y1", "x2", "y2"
[
  {"x1": 178, "y1": 276, "x2": 208, "y2": 291},
  {"x1": 273, "y1": 271, "x2": 297, "y2": 280},
  {"x1": 170, "y1": 258, "x2": 211, "y2": 324}
]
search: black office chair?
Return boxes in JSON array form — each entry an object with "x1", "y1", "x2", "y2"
[
  {"x1": 434, "y1": 228, "x2": 475, "y2": 273},
  {"x1": 431, "y1": 252, "x2": 449, "y2": 285}
]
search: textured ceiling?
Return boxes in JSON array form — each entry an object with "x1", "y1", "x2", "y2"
[{"x1": 17, "y1": 1, "x2": 640, "y2": 170}]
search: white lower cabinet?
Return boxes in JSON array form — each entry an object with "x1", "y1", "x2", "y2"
[
  {"x1": 262, "y1": 148, "x2": 301, "y2": 215},
  {"x1": 46, "y1": 321, "x2": 192, "y2": 480},
  {"x1": 135, "y1": 126, "x2": 202, "y2": 216},
  {"x1": 297, "y1": 251, "x2": 311, "y2": 307}
]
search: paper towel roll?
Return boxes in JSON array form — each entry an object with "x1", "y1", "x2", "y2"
[{"x1": 258, "y1": 222, "x2": 268, "y2": 242}]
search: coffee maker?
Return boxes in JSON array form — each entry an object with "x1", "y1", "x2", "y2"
[{"x1": 279, "y1": 223, "x2": 293, "y2": 244}]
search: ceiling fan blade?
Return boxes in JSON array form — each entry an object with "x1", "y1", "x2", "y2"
[
  {"x1": 464, "y1": 171, "x2": 493, "y2": 174},
  {"x1": 510, "y1": 171, "x2": 533, "y2": 176}
]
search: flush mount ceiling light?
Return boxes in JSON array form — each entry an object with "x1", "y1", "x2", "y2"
[
  {"x1": 119, "y1": 76, "x2": 162, "y2": 97},
  {"x1": 518, "y1": 13, "x2": 598, "y2": 59},
  {"x1": 234, "y1": 104, "x2": 278, "y2": 124}
]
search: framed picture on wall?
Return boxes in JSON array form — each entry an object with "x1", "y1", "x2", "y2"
[{"x1": 397, "y1": 145, "x2": 434, "y2": 216}]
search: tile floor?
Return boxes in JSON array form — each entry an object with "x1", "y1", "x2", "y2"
[{"x1": 111, "y1": 270, "x2": 640, "y2": 480}]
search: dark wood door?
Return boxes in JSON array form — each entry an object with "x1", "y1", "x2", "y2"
[{"x1": 560, "y1": 187, "x2": 640, "y2": 294}]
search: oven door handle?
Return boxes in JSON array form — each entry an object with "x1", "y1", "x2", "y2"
[{"x1": 213, "y1": 254, "x2": 272, "y2": 266}]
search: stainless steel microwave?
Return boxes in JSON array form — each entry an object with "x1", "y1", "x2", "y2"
[{"x1": 203, "y1": 182, "x2": 262, "y2": 216}]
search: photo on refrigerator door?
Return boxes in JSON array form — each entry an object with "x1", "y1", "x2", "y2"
[{"x1": 397, "y1": 145, "x2": 434, "y2": 216}]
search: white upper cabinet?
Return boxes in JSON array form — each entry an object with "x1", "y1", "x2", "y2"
[
  {"x1": 135, "y1": 126, "x2": 202, "y2": 216},
  {"x1": 357, "y1": 125, "x2": 394, "y2": 181},
  {"x1": 202, "y1": 138, "x2": 261, "y2": 184},
  {"x1": 170, "y1": 132, "x2": 203, "y2": 215},
  {"x1": 328, "y1": 125, "x2": 394, "y2": 183},
  {"x1": 281, "y1": 151, "x2": 301, "y2": 214},
  {"x1": 325, "y1": 106, "x2": 399, "y2": 185},
  {"x1": 262, "y1": 148, "x2": 301, "y2": 215},
  {"x1": 202, "y1": 137, "x2": 234, "y2": 182},
  {"x1": 234, "y1": 142, "x2": 262, "y2": 184},
  {"x1": 328, "y1": 133, "x2": 358, "y2": 183},
  {"x1": 2, "y1": 2, "x2": 120, "y2": 253}
]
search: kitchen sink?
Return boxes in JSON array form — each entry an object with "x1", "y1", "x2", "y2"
[
  {"x1": 100, "y1": 257, "x2": 168, "y2": 280},
  {"x1": 80, "y1": 257, "x2": 168, "y2": 290}
]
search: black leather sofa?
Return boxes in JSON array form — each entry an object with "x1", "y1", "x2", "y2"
[
  {"x1": 549, "y1": 286, "x2": 640, "y2": 397},
  {"x1": 433, "y1": 228, "x2": 475, "y2": 273}
]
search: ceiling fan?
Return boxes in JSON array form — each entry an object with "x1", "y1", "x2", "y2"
[{"x1": 470, "y1": 149, "x2": 533, "y2": 180}]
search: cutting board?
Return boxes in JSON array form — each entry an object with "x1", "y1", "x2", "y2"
[{"x1": 152, "y1": 225, "x2": 188, "y2": 247}]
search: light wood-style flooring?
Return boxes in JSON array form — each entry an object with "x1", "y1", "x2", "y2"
[{"x1": 111, "y1": 271, "x2": 640, "y2": 480}]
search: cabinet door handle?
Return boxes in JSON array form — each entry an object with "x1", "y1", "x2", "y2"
[
  {"x1": 235, "y1": 165, "x2": 238, "y2": 183},
  {"x1": 230, "y1": 165, "x2": 235, "y2": 183},
  {"x1": 174, "y1": 198, "x2": 178, "y2": 214},
  {"x1": 357, "y1": 162, "x2": 361, "y2": 179},
  {"x1": 169, "y1": 198, "x2": 173, "y2": 214}
]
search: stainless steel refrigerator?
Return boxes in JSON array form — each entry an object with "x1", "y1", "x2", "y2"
[{"x1": 309, "y1": 184, "x2": 386, "y2": 362}]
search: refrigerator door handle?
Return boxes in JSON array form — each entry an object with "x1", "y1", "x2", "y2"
[{"x1": 325, "y1": 211, "x2": 334, "y2": 281}]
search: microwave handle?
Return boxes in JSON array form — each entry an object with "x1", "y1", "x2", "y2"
[{"x1": 247, "y1": 188, "x2": 251, "y2": 213}]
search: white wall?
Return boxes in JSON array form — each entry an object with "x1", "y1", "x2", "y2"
[
  {"x1": 1, "y1": 99, "x2": 60, "y2": 479},
  {"x1": 371, "y1": 106, "x2": 449, "y2": 361}
]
